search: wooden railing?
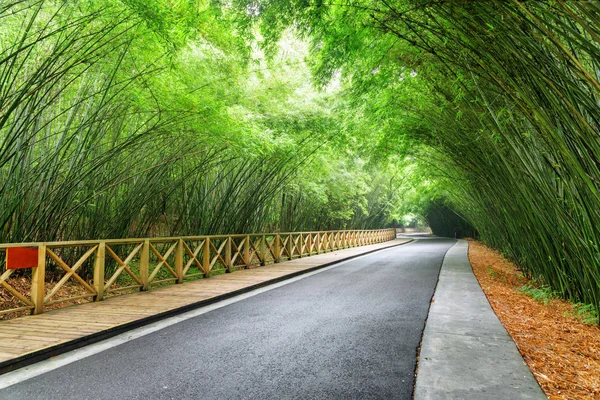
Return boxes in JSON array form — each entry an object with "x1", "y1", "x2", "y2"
[{"x1": 0, "y1": 229, "x2": 396, "y2": 317}]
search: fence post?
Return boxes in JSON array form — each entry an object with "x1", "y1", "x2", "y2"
[
  {"x1": 299, "y1": 234, "x2": 303, "y2": 258},
  {"x1": 287, "y1": 233, "x2": 293, "y2": 260},
  {"x1": 203, "y1": 237, "x2": 211, "y2": 277},
  {"x1": 260, "y1": 235, "x2": 266, "y2": 266},
  {"x1": 274, "y1": 234, "x2": 281, "y2": 263},
  {"x1": 140, "y1": 239, "x2": 149, "y2": 291},
  {"x1": 244, "y1": 235, "x2": 250, "y2": 268},
  {"x1": 94, "y1": 242, "x2": 106, "y2": 301},
  {"x1": 31, "y1": 244, "x2": 46, "y2": 315},
  {"x1": 225, "y1": 237, "x2": 232, "y2": 272},
  {"x1": 175, "y1": 238, "x2": 184, "y2": 283},
  {"x1": 315, "y1": 233, "x2": 320, "y2": 254}
]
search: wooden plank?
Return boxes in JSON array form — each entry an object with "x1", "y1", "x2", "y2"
[
  {"x1": 0, "y1": 349, "x2": 34, "y2": 357},
  {"x1": 0, "y1": 333, "x2": 73, "y2": 342},
  {"x1": 0, "y1": 325, "x2": 101, "y2": 335},
  {"x1": 104, "y1": 243, "x2": 144, "y2": 288},
  {"x1": 30, "y1": 245, "x2": 46, "y2": 315},
  {"x1": 0, "y1": 231, "x2": 396, "y2": 248},
  {"x1": 0, "y1": 338, "x2": 60, "y2": 348},
  {"x1": 140, "y1": 240, "x2": 150, "y2": 291},
  {"x1": 94, "y1": 242, "x2": 105, "y2": 301},
  {"x1": 45, "y1": 246, "x2": 97, "y2": 302},
  {"x1": 0, "y1": 321, "x2": 107, "y2": 331},
  {"x1": 203, "y1": 238, "x2": 211, "y2": 276},
  {"x1": 0, "y1": 280, "x2": 32, "y2": 307},
  {"x1": 175, "y1": 239, "x2": 184, "y2": 284},
  {"x1": 148, "y1": 242, "x2": 177, "y2": 283},
  {"x1": 0, "y1": 269, "x2": 13, "y2": 285},
  {"x1": 0, "y1": 326, "x2": 91, "y2": 336}
]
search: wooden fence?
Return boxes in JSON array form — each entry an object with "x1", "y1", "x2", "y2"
[{"x1": 0, "y1": 229, "x2": 396, "y2": 317}]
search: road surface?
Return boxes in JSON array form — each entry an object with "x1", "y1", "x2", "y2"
[{"x1": 1, "y1": 238, "x2": 455, "y2": 400}]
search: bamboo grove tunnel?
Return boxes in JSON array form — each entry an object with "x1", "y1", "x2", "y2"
[{"x1": 0, "y1": 1, "x2": 598, "y2": 320}]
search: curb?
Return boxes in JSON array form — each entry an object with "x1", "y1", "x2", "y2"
[{"x1": 413, "y1": 240, "x2": 545, "y2": 399}]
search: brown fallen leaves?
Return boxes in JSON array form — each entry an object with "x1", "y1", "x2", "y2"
[
  {"x1": 468, "y1": 240, "x2": 600, "y2": 400},
  {"x1": 0, "y1": 277, "x2": 90, "y2": 320}
]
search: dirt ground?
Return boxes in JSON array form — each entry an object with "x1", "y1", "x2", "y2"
[
  {"x1": 468, "y1": 240, "x2": 600, "y2": 400},
  {"x1": 0, "y1": 277, "x2": 92, "y2": 320}
]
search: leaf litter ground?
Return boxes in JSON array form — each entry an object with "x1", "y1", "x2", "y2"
[{"x1": 468, "y1": 240, "x2": 599, "y2": 399}]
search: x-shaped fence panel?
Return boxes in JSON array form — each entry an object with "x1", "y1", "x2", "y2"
[{"x1": 0, "y1": 229, "x2": 396, "y2": 317}]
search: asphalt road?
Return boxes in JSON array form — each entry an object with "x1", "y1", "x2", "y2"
[{"x1": 1, "y1": 238, "x2": 455, "y2": 400}]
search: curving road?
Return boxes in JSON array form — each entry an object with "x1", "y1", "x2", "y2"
[{"x1": 1, "y1": 238, "x2": 455, "y2": 400}]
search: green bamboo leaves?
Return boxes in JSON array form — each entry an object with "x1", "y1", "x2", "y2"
[
  {"x1": 232, "y1": 0, "x2": 600, "y2": 320},
  {"x1": 0, "y1": 0, "x2": 401, "y2": 260}
]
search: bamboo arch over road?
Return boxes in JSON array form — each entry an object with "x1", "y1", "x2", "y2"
[{"x1": 0, "y1": 229, "x2": 396, "y2": 317}]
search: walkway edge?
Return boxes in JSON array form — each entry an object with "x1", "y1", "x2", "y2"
[
  {"x1": 414, "y1": 240, "x2": 545, "y2": 399},
  {"x1": 0, "y1": 239, "x2": 413, "y2": 375}
]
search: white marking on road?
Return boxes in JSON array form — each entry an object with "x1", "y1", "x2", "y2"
[{"x1": 0, "y1": 241, "x2": 415, "y2": 389}]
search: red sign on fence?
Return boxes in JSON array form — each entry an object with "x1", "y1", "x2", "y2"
[{"x1": 6, "y1": 247, "x2": 38, "y2": 270}]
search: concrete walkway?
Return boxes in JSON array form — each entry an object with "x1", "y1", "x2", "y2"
[{"x1": 415, "y1": 240, "x2": 546, "y2": 399}]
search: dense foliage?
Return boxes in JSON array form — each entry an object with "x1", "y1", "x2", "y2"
[
  {"x1": 0, "y1": 0, "x2": 407, "y2": 245},
  {"x1": 231, "y1": 0, "x2": 600, "y2": 319},
  {"x1": 2, "y1": 1, "x2": 599, "y2": 319}
]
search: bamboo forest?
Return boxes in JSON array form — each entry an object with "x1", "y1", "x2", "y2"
[{"x1": 1, "y1": 0, "x2": 599, "y2": 320}]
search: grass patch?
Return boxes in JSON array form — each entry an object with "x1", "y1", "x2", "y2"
[
  {"x1": 517, "y1": 283, "x2": 558, "y2": 305},
  {"x1": 570, "y1": 303, "x2": 599, "y2": 325},
  {"x1": 519, "y1": 283, "x2": 598, "y2": 324}
]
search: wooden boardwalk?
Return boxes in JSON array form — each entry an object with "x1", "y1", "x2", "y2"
[{"x1": 0, "y1": 238, "x2": 411, "y2": 373}]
